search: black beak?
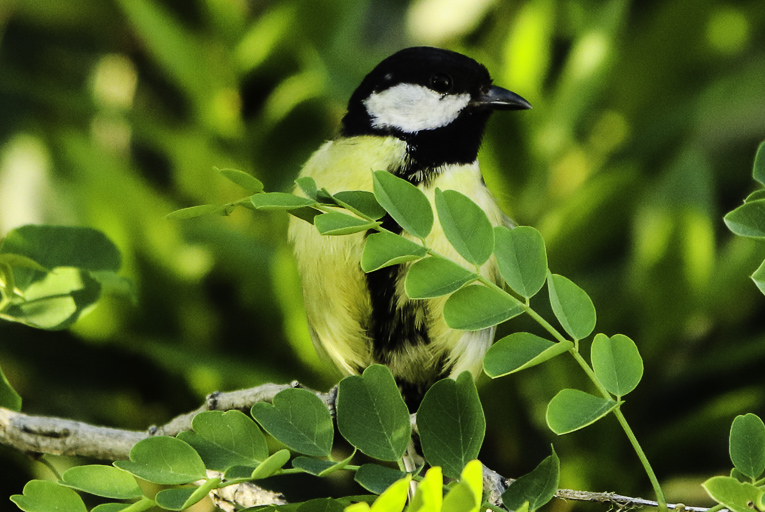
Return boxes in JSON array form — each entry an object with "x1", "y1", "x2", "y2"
[{"x1": 471, "y1": 85, "x2": 532, "y2": 111}]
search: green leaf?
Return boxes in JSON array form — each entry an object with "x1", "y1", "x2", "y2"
[
  {"x1": 361, "y1": 232, "x2": 426, "y2": 272},
  {"x1": 295, "y1": 176, "x2": 319, "y2": 199},
  {"x1": 10, "y1": 480, "x2": 87, "y2": 512},
  {"x1": 291, "y1": 457, "x2": 336, "y2": 476},
  {"x1": 0, "y1": 253, "x2": 49, "y2": 273},
  {"x1": 441, "y1": 481, "x2": 477, "y2": 512},
  {"x1": 417, "y1": 372, "x2": 485, "y2": 479},
  {"x1": 292, "y1": 450, "x2": 354, "y2": 478},
  {"x1": 176, "y1": 410, "x2": 268, "y2": 471},
  {"x1": 502, "y1": 448, "x2": 560, "y2": 511},
  {"x1": 373, "y1": 171, "x2": 433, "y2": 239},
  {"x1": 60, "y1": 465, "x2": 143, "y2": 499},
  {"x1": 298, "y1": 498, "x2": 347, "y2": 512},
  {"x1": 288, "y1": 207, "x2": 322, "y2": 225},
  {"x1": 493, "y1": 226, "x2": 548, "y2": 298},
  {"x1": 113, "y1": 436, "x2": 206, "y2": 485},
  {"x1": 744, "y1": 190, "x2": 765, "y2": 203},
  {"x1": 546, "y1": 389, "x2": 617, "y2": 435},
  {"x1": 0, "y1": 225, "x2": 121, "y2": 276},
  {"x1": 155, "y1": 478, "x2": 219, "y2": 511},
  {"x1": 751, "y1": 259, "x2": 765, "y2": 295},
  {"x1": 703, "y1": 476, "x2": 763, "y2": 512},
  {"x1": 753, "y1": 140, "x2": 765, "y2": 186},
  {"x1": 483, "y1": 332, "x2": 573, "y2": 378},
  {"x1": 2, "y1": 268, "x2": 102, "y2": 330},
  {"x1": 251, "y1": 192, "x2": 317, "y2": 210},
  {"x1": 92, "y1": 503, "x2": 134, "y2": 512},
  {"x1": 404, "y1": 257, "x2": 476, "y2": 299},
  {"x1": 407, "y1": 466, "x2": 442, "y2": 511},
  {"x1": 590, "y1": 334, "x2": 643, "y2": 397},
  {"x1": 0, "y1": 364, "x2": 22, "y2": 411},
  {"x1": 354, "y1": 464, "x2": 407, "y2": 495},
  {"x1": 547, "y1": 273, "x2": 596, "y2": 340},
  {"x1": 165, "y1": 204, "x2": 229, "y2": 220},
  {"x1": 724, "y1": 199, "x2": 765, "y2": 239},
  {"x1": 217, "y1": 167, "x2": 264, "y2": 193},
  {"x1": 434, "y1": 189, "x2": 494, "y2": 266},
  {"x1": 251, "y1": 449, "x2": 292, "y2": 479},
  {"x1": 369, "y1": 475, "x2": 411, "y2": 512},
  {"x1": 314, "y1": 212, "x2": 379, "y2": 235},
  {"x1": 459, "y1": 460, "x2": 483, "y2": 511},
  {"x1": 251, "y1": 388, "x2": 334, "y2": 457},
  {"x1": 729, "y1": 414, "x2": 765, "y2": 480},
  {"x1": 336, "y1": 365, "x2": 411, "y2": 461},
  {"x1": 0, "y1": 225, "x2": 127, "y2": 330},
  {"x1": 334, "y1": 191, "x2": 386, "y2": 220},
  {"x1": 443, "y1": 284, "x2": 523, "y2": 331}
]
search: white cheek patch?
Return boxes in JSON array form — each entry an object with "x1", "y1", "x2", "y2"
[{"x1": 363, "y1": 83, "x2": 470, "y2": 133}]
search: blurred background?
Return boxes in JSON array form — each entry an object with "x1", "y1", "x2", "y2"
[{"x1": 1, "y1": 0, "x2": 764, "y2": 509}]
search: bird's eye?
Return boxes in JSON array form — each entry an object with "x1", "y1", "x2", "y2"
[{"x1": 429, "y1": 73, "x2": 452, "y2": 93}]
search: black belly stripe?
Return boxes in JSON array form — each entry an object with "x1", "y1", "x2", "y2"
[{"x1": 365, "y1": 213, "x2": 431, "y2": 366}]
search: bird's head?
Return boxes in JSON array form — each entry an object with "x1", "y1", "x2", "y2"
[{"x1": 341, "y1": 47, "x2": 530, "y2": 170}]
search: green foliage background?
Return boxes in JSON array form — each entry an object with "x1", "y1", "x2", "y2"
[{"x1": 0, "y1": 0, "x2": 763, "y2": 508}]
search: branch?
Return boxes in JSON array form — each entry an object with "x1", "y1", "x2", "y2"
[
  {"x1": 0, "y1": 381, "x2": 331, "y2": 460},
  {"x1": 1, "y1": 382, "x2": 714, "y2": 512}
]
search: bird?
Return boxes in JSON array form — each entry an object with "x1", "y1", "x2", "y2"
[{"x1": 288, "y1": 46, "x2": 531, "y2": 409}]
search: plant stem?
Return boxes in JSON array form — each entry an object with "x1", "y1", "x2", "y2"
[{"x1": 614, "y1": 409, "x2": 668, "y2": 512}]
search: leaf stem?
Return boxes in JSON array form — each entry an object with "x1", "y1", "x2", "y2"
[{"x1": 613, "y1": 408, "x2": 667, "y2": 511}]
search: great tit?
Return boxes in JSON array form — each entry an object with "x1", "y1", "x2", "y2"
[{"x1": 289, "y1": 46, "x2": 531, "y2": 407}]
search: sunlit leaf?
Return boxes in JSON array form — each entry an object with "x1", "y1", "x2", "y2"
[
  {"x1": 407, "y1": 466, "x2": 442, "y2": 511},
  {"x1": 1, "y1": 268, "x2": 101, "y2": 330},
  {"x1": 369, "y1": 475, "x2": 411, "y2": 512},
  {"x1": 441, "y1": 480, "x2": 477, "y2": 512}
]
